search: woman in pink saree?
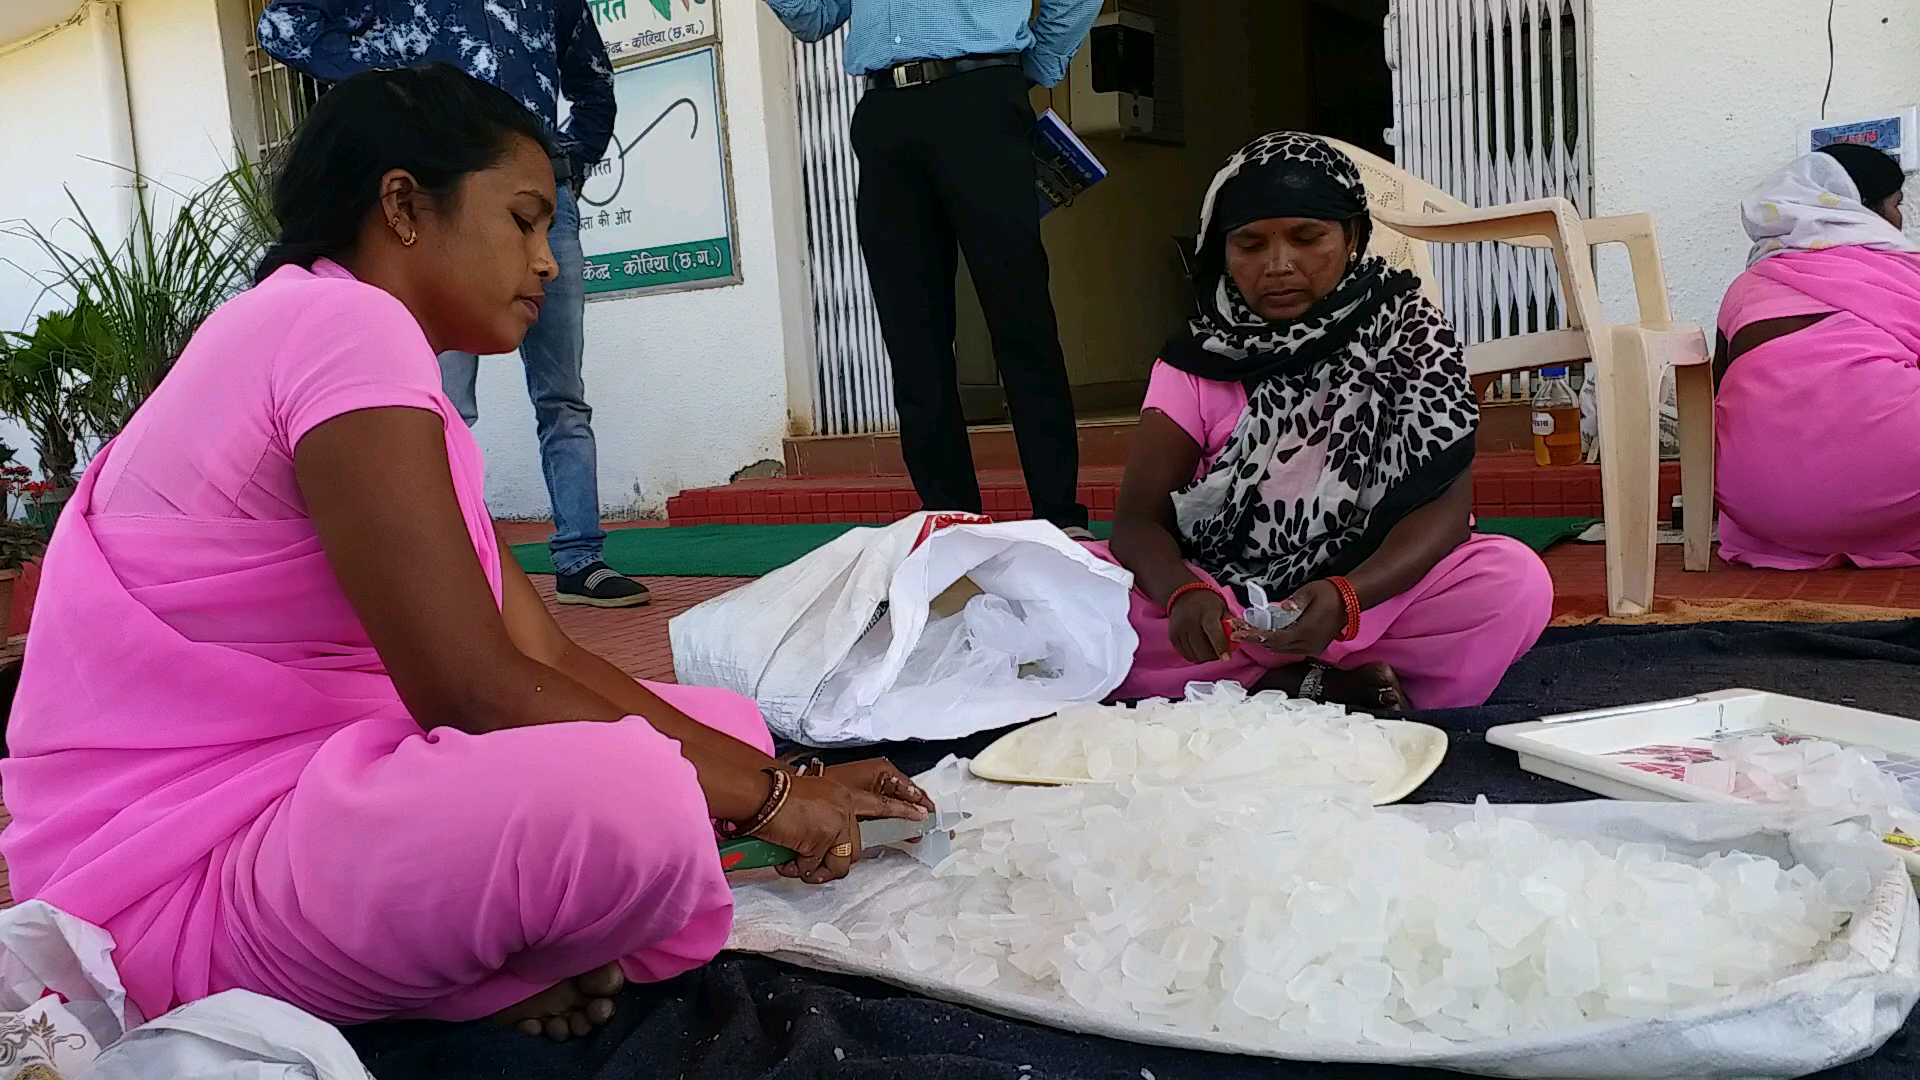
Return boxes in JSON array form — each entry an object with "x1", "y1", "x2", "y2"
[
  {"x1": 0, "y1": 66, "x2": 930, "y2": 1042},
  {"x1": 1715, "y1": 143, "x2": 1920, "y2": 570}
]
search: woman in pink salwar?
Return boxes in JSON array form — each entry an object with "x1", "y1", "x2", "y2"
[
  {"x1": 1088, "y1": 134, "x2": 1552, "y2": 712},
  {"x1": 1714, "y1": 143, "x2": 1920, "y2": 570},
  {"x1": 0, "y1": 66, "x2": 930, "y2": 1043}
]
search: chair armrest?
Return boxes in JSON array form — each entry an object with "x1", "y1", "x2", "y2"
[
  {"x1": 1374, "y1": 197, "x2": 1582, "y2": 249},
  {"x1": 1579, "y1": 213, "x2": 1676, "y2": 325}
]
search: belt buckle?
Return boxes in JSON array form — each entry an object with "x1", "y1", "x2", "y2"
[{"x1": 892, "y1": 62, "x2": 924, "y2": 89}]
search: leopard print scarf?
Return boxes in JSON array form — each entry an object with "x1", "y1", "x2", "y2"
[{"x1": 1163, "y1": 133, "x2": 1478, "y2": 602}]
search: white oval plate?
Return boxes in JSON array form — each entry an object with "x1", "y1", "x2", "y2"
[{"x1": 969, "y1": 714, "x2": 1449, "y2": 807}]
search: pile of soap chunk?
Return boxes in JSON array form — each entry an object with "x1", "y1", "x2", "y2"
[
  {"x1": 834, "y1": 758, "x2": 1872, "y2": 1047},
  {"x1": 1014, "y1": 682, "x2": 1407, "y2": 787},
  {"x1": 1687, "y1": 728, "x2": 1920, "y2": 837}
]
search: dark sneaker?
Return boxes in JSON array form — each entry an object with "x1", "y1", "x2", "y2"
[{"x1": 556, "y1": 562, "x2": 651, "y2": 608}]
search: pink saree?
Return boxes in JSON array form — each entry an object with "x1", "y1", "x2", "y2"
[
  {"x1": 1716, "y1": 247, "x2": 1920, "y2": 569},
  {"x1": 0, "y1": 261, "x2": 769, "y2": 1025}
]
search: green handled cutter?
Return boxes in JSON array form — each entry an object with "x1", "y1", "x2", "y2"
[{"x1": 719, "y1": 814, "x2": 957, "y2": 873}]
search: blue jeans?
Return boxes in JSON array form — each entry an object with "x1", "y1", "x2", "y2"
[{"x1": 439, "y1": 186, "x2": 606, "y2": 576}]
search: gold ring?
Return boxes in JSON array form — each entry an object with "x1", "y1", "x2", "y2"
[{"x1": 831, "y1": 842, "x2": 855, "y2": 859}]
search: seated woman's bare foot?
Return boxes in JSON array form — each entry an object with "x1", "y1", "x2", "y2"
[
  {"x1": 489, "y1": 962, "x2": 625, "y2": 1041},
  {"x1": 1323, "y1": 661, "x2": 1406, "y2": 713},
  {"x1": 1259, "y1": 661, "x2": 1407, "y2": 713}
]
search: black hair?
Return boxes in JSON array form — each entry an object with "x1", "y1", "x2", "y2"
[
  {"x1": 1815, "y1": 142, "x2": 1906, "y2": 206},
  {"x1": 255, "y1": 63, "x2": 554, "y2": 283}
]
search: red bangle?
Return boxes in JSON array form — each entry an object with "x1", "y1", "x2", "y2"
[
  {"x1": 1165, "y1": 581, "x2": 1217, "y2": 614},
  {"x1": 1328, "y1": 576, "x2": 1362, "y2": 642}
]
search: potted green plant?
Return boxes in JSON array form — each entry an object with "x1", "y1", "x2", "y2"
[
  {"x1": 0, "y1": 518, "x2": 47, "y2": 633},
  {"x1": 7, "y1": 161, "x2": 275, "y2": 444},
  {"x1": 0, "y1": 160, "x2": 276, "y2": 546},
  {"x1": 0, "y1": 297, "x2": 109, "y2": 527}
]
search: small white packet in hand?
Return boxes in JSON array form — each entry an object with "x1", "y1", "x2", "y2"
[{"x1": 1241, "y1": 583, "x2": 1301, "y2": 632}]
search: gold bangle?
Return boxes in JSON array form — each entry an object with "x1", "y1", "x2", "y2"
[{"x1": 738, "y1": 767, "x2": 792, "y2": 838}]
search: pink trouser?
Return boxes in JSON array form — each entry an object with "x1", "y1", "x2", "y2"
[
  {"x1": 1087, "y1": 534, "x2": 1554, "y2": 710},
  {"x1": 199, "y1": 681, "x2": 772, "y2": 1024}
]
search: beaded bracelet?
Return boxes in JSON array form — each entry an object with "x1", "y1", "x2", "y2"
[
  {"x1": 725, "y1": 767, "x2": 792, "y2": 839},
  {"x1": 1165, "y1": 580, "x2": 1218, "y2": 614},
  {"x1": 1328, "y1": 575, "x2": 1363, "y2": 642}
]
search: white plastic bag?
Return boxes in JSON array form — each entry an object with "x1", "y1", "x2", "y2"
[
  {"x1": 88, "y1": 991, "x2": 373, "y2": 1080},
  {"x1": 726, "y1": 762, "x2": 1920, "y2": 1080},
  {"x1": 0, "y1": 901, "x2": 371, "y2": 1080},
  {"x1": 670, "y1": 513, "x2": 1137, "y2": 746}
]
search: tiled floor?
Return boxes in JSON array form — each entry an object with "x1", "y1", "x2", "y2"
[{"x1": 1544, "y1": 546, "x2": 1920, "y2": 609}]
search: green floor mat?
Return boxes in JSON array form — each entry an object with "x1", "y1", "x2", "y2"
[
  {"x1": 513, "y1": 516, "x2": 1595, "y2": 578},
  {"x1": 1481, "y1": 515, "x2": 1599, "y2": 555}
]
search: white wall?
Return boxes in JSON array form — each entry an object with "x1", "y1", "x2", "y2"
[
  {"x1": 0, "y1": 9, "x2": 127, "y2": 337},
  {"x1": 120, "y1": 0, "x2": 245, "y2": 195},
  {"x1": 0, "y1": 0, "x2": 239, "y2": 473},
  {"x1": 1589, "y1": 0, "x2": 1920, "y2": 330},
  {"x1": 472, "y1": 0, "x2": 815, "y2": 519}
]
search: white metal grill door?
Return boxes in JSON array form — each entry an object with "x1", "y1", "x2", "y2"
[
  {"x1": 793, "y1": 29, "x2": 896, "y2": 436},
  {"x1": 1387, "y1": 0, "x2": 1592, "y2": 401}
]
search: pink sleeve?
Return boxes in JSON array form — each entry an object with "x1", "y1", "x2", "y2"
[
  {"x1": 1141, "y1": 360, "x2": 1209, "y2": 445},
  {"x1": 270, "y1": 282, "x2": 448, "y2": 449}
]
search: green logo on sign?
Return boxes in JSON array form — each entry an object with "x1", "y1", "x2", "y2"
[{"x1": 648, "y1": 0, "x2": 670, "y2": 17}]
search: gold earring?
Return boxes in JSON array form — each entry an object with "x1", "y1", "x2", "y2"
[{"x1": 402, "y1": 230, "x2": 418, "y2": 247}]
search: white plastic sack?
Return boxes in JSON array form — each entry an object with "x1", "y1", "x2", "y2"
[
  {"x1": 670, "y1": 513, "x2": 1137, "y2": 745},
  {"x1": 0, "y1": 901, "x2": 371, "y2": 1080},
  {"x1": 725, "y1": 763, "x2": 1920, "y2": 1080}
]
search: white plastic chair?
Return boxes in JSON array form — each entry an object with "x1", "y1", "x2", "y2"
[{"x1": 1327, "y1": 139, "x2": 1713, "y2": 617}]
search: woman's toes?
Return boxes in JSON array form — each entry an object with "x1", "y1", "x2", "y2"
[
  {"x1": 586, "y1": 997, "x2": 616, "y2": 1025},
  {"x1": 569, "y1": 1011, "x2": 593, "y2": 1038},
  {"x1": 516, "y1": 1019, "x2": 544, "y2": 1038},
  {"x1": 544, "y1": 1016, "x2": 571, "y2": 1042}
]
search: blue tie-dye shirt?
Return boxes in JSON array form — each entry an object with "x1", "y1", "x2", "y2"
[{"x1": 257, "y1": 0, "x2": 617, "y2": 167}]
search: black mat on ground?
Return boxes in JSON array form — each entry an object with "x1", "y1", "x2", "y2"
[{"x1": 349, "y1": 619, "x2": 1920, "y2": 1079}]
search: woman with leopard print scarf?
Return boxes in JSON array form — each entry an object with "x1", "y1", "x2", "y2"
[{"x1": 1082, "y1": 133, "x2": 1552, "y2": 711}]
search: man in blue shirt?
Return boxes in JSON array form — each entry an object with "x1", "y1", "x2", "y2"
[
  {"x1": 259, "y1": 0, "x2": 651, "y2": 608},
  {"x1": 766, "y1": 0, "x2": 1103, "y2": 535}
]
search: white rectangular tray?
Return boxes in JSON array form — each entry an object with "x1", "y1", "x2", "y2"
[{"x1": 1486, "y1": 689, "x2": 1920, "y2": 873}]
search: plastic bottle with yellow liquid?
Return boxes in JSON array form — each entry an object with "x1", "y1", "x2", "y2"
[{"x1": 1531, "y1": 366, "x2": 1582, "y2": 467}]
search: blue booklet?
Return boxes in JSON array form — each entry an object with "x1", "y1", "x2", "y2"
[{"x1": 1035, "y1": 109, "x2": 1108, "y2": 217}]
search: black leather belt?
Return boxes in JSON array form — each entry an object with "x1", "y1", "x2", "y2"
[{"x1": 864, "y1": 54, "x2": 1020, "y2": 91}]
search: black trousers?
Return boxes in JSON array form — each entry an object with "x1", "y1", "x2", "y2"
[{"x1": 850, "y1": 66, "x2": 1087, "y2": 529}]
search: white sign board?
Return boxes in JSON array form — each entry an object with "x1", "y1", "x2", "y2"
[
  {"x1": 588, "y1": 0, "x2": 718, "y2": 67},
  {"x1": 1805, "y1": 107, "x2": 1920, "y2": 172},
  {"x1": 577, "y1": 46, "x2": 738, "y2": 297}
]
